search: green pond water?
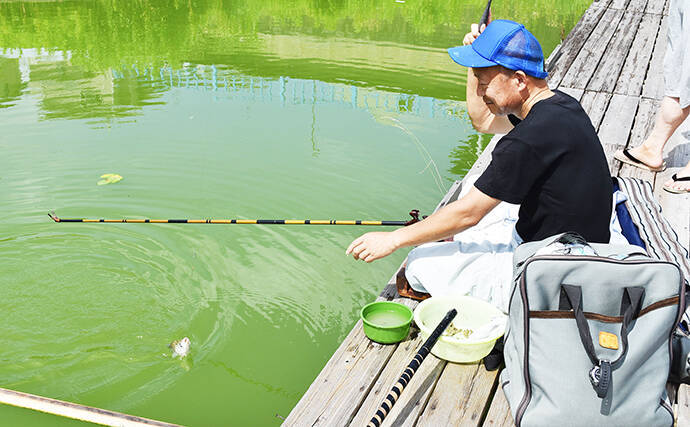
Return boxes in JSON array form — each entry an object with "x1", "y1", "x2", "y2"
[{"x1": 0, "y1": 1, "x2": 589, "y2": 425}]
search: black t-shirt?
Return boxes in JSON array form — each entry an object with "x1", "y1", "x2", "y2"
[{"x1": 474, "y1": 90, "x2": 612, "y2": 243}]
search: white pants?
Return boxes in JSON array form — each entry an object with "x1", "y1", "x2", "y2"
[
  {"x1": 405, "y1": 177, "x2": 629, "y2": 313},
  {"x1": 405, "y1": 200, "x2": 520, "y2": 313}
]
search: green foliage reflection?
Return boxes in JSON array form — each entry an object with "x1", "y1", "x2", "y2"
[
  {"x1": 0, "y1": 0, "x2": 590, "y2": 71},
  {"x1": 448, "y1": 132, "x2": 494, "y2": 178},
  {"x1": 0, "y1": 0, "x2": 590, "y2": 126}
]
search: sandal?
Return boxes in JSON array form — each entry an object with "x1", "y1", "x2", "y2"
[
  {"x1": 613, "y1": 148, "x2": 666, "y2": 172},
  {"x1": 663, "y1": 173, "x2": 690, "y2": 194}
]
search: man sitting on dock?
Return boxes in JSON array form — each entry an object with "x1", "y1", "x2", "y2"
[{"x1": 346, "y1": 20, "x2": 613, "y2": 310}]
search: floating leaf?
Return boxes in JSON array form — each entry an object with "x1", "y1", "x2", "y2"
[{"x1": 97, "y1": 173, "x2": 123, "y2": 185}]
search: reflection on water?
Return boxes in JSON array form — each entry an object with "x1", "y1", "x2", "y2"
[
  {"x1": 0, "y1": 57, "x2": 25, "y2": 109},
  {"x1": 0, "y1": 0, "x2": 589, "y2": 109},
  {"x1": 1, "y1": 47, "x2": 470, "y2": 132},
  {"x1": 449, "y1": 133, "x2": 494, "y2": 177},
  {"x1": 0, "y1": 0, "x2": 590, "y2": 425}
]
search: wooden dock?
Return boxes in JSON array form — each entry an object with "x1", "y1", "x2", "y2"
[{"x1": 284, "y1": 0, "x2": 690, "y2": 425}]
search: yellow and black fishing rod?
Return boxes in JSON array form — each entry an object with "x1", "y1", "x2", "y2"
[{"x1": 49, "y1": 210, "x2": 424, "y2": 226}]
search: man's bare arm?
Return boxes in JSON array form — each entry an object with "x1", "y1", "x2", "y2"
[
  {"x1": 346, "y1": 186, "x2": 501, "y2": 262},
  {"x1": 466, "y1": 67, "x2": 514, "y2": 134},
  {"x1": 463, "y1": 23, "x2": 514, "y2": 134}
]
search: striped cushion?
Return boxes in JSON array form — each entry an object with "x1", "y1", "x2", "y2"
[{"x1": 616, "y1": 177, "x2": 690, "y2": 331}]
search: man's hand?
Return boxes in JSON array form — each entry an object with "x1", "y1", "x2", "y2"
[
  {"x1": 346, "y1": 232, "x2": 399, "y2": 263},
  {"x1": 346, "y1": 188, "x2": 501, "y2": 264},
  {"x1": 463, "y1": 23, "x2": 486, "y2": 45}
]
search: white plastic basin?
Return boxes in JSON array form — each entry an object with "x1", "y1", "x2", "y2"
[{"x1": 414, "y1": 295, "x2": 505, "y2": 363}]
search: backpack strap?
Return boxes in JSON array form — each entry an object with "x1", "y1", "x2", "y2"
[{"x1": 560, "y1": 285, "x2": 644, "y2": 399}]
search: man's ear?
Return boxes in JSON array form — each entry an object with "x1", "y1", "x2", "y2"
[{"x1": 513, "y1": 70, "x2": 529, "y2": 89}]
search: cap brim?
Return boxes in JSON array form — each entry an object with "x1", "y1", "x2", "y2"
[{"x1": 448, "y1": 45, "x2": 497, "y2": 68}]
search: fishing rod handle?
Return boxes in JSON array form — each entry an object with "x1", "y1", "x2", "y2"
[
  {"x1": 421, "y1": 308, "x2": 458, "y2": 353},
  {"x1": 479, "y1": 0, "x2": 493, "y2": 27},
  {"x1": 367, "y1": 309, "x2": 457, "y2": 427}
]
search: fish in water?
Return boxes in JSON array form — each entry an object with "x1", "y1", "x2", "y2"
[{"x1": 169, "y1": 337, "x2": 191, "y2": 358}]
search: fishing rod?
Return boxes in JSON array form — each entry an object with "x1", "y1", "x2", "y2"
[
  {"x1": 367, "y1": 309, "x2": 458, "y2": 427},
  {"x1": 49, "y1": 210, "x2": 424, "y2": 226},
  {"x1": 479, "y1": 0, "x2": 492, "y2": 28},
  {"x1": 0, "y1": 386, "x2": 180, "y2": 427}
]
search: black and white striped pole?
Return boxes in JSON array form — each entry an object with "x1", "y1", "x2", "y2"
[{"x1": 367, "y1": 309, "x2": 457, "y2": 427}]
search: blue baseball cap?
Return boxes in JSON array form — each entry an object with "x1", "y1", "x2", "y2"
[{"x1": 448, "y1": 20, "x2": 548, "y2": 79}]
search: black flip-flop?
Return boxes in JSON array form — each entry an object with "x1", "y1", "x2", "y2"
[
  {"x1": 663, "y1": 173, "x2": 690, "y2": 194},
  {"x1": 613, "y1": 148, "x2": 666, "y2": 172}
]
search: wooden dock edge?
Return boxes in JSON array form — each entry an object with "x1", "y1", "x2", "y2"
[
  {"x1": 283, "y1": 180, "x2": 465, "y2": 426},
  {"x1": 285, "y1": 0, "x2": 689, "y2": 423}
]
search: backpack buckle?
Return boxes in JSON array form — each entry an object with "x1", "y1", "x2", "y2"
[
  {"x1": 589, "y1": 365, "x2": 600, "y2": 387},
  {"x1": 589, "y1": 360, "x2": 611, "y2": 398}
]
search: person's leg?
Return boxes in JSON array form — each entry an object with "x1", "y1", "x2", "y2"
[
  {"x1": 663, "y1": 160, "x2": 690, "y2": 193},
  {"x1": 625, "y1": 97, "x2": 689, "y2": 169},
  {"x1": 624, "y1": 0, "x2": 689, "y2": 170},
  {"x1": 660, "y1": 0, "x2": 690, "y2": 192}
]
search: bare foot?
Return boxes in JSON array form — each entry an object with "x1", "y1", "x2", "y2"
[
  {"x1": 626, "y1": 145, "x2": 664, "y2": 170},
  {"x1": 663, "y1": 164, "x2": 690, "y2": 193}
]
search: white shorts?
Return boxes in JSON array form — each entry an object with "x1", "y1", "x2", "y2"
[{"x1": 664, "y1": 0, "x2": 690, "y2": 108}]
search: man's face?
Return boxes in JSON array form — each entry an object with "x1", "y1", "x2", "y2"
[{"x1": 473, "y1": 66, "x2": 520, "y2": 116}]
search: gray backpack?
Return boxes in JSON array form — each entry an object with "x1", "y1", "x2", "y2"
[{"x1": 502, "y1": 233, "x2": 684, "y2": 427}]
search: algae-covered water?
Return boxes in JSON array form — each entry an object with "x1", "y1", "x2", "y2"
[{"x1": 0, "y1": 1, "x2": 589, "y2": 425}]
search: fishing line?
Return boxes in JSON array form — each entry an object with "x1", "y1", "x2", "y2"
[{"x1": 379, "y1": 116, "x2": 447, "y2": 195}]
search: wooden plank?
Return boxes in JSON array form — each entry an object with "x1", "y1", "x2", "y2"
[
  {"x1": 591, "y1": 0, "x2": 614, "y2": 8},
  {"x1": 614, "y1": 13, "x2": 662, "y2": 96},
  {"x1": 561, "y1": 8, "x2": 624, "y2": 90},
  {"x1": 580, "y1": 90, "x2": 612, "y2": 130},
  {"x1": 544, "y1": 42, "x2": 562, "y2": 75},
  {"x1": 641, "y1": 14, "x2": 667, "y2": 100},
  {"x1": 588, "y1": 11, "x2": 643, "y2": 93},
  {"x1": 349, "y1": 338, "x2": 446, "y2": 427},
  {"x1": 379, "y1": 362, "x2": 445, "y2": 427},
  {"x1": 616, "y1": 98, "x2": 660, "y2": 182},
  {"x1": 677, "y1": 384, "x2": 690, "y2": 426},
  {"x1": 624, "y1": 0, "x2": 649, "y2": 13},
  {"x1": 283, "y1": 279, "x2": 414, "y2": 426},
  {"x1": 416, "y1": 364, "x2": 499, "y2": 426},
  {"x1": 617, "y1": 161, "x2": 656, "y2": 183},
  {"x1": 646, "y1": 0, "x2": 668, "y2": 15},
  {"x1": 547, "y1": 5, "x2": 610, "y2": 88},
  {"x1": 558, "y1": 86, "x2": 584, "y2": 101},
  {"x1": 623, "y1": 91, "x2": 660, "y2": 148},
  {"x1": 286, "y1": 178, "x2": 465, "y2": 426},
  {"x1": 598, "y1": 94, "x2": 641, "y2": 142},
  {"x1": 653, "y1": 119, "x2": 690, "y2": 250},
  {"x1": 608, "y1": 0, "x2": 632, "y2": 9},
  {"x1": 289, "y1": 3, "x2": 678, "y2": 423},
  {"x1": 436, "y1": 180, "x2": 463, "y2": 210},
  {"x1": 598, "y1": 94, "x2": 641, "y2": 172},
  {"x1": 482, "y1": 381, "x2": 515, "y2": 427}
]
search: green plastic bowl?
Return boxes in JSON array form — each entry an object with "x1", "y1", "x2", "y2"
[{"x1": 360, "y1": 301, "x2": 413, "y2": 344}]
